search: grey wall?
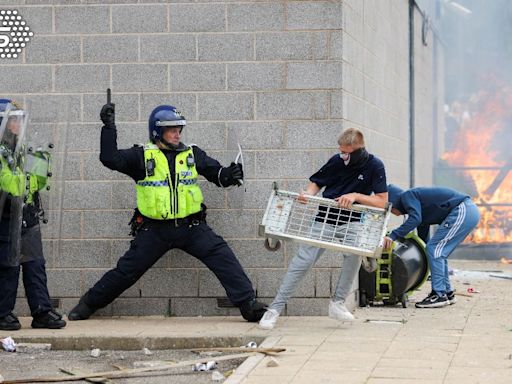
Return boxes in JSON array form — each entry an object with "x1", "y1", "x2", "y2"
[{"x1": 1, "y1": 0, "x2": 438, "y2": 317}]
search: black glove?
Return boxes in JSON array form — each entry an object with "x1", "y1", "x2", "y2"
[
  {"x1": 220, "y1": 162, "x2": 243, "y2": 186},
  {"x1": 100, "y1": 103, "x2": 115, "y2": 129}
]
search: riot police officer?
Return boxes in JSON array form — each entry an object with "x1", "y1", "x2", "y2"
[
  {"x1": 0, "y1": 99, "x2": 66, "y2": 330},
  {"x1": 69, "y1": 98, "x2": 266, "y2": 322}
]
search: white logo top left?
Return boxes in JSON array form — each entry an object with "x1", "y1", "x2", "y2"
[{"x1": 0, "y1": 10, "x2": 33, "y2": 59}]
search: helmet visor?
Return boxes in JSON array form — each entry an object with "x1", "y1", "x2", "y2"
[
  {"x1": 155, "y1": 119, "x2": 186, "y2": 127},
  {"x1": 1, "y1": 108, "x2": 27, "y2": 153}
]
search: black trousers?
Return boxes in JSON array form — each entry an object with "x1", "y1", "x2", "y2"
[
  {"x1": 83, "y1": 221, "x2": 255, "y2": 310},
  {"x1": 0, "y1": 225, "x2": 51, "y2": 317},
  {"x1": 0, "y1": 259, "x2": 52, "y2": 317}
]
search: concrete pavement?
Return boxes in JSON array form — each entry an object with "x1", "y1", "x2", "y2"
[{"x1": 2, "y1": 260, "x2": 512, "y2": 383}]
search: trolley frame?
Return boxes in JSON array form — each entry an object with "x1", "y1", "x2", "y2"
[{"x1": 259, "y1": 183, "x2": 392, "y2": 258}]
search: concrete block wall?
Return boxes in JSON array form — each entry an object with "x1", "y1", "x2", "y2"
[
  {"x1": 412, "y1": 0, "x2": 437, "y2": 186},
  {"x1": 0, "y1": 0, "x2": 438, "y2": 317}
]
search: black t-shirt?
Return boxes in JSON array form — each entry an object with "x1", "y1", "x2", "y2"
[{"x1": 309, "y1": 153, "x2": 387, "y2": 224}]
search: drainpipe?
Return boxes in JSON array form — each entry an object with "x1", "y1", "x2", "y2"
[{"x1": 409, "y1": 0, "x2": 415, "y2": 188}]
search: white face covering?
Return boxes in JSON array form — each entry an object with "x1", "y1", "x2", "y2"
[{"x1": 339, "y1": 152, "x2": 350, "y2": 165}]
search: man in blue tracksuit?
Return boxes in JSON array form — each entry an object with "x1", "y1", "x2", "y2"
[{"x1": 385, "y1": 185, "x2": 480, "y2": 308}]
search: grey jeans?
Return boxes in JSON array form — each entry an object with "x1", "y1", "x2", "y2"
[{"x1": 269, "y1": 221, "x2": 363, "y2": 313}]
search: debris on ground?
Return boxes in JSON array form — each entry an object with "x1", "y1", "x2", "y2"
[
  {"x1": 90, "y1": 348, "x2": 101, "y2": 358},
  {"x1": 211, "y1": 370, "x2": 225, "y2": 381},
  {"x1": 193, "y1": 361, "x2": 217, "y2": 371},
  {"x1": 266, "y1": 357, "x2": 280, "y2": 367},
  {"x1": 60, "y1": 368, "x2": 111, "y2": 384},
  {"x1": 1, "y1": 337, "x2": 16, "y2": 352},
  {"x1": 1, "y1": 352, "x2": 253, "y2": 383},
  {"x1": 455, "y1": 291, "x2": 474, "y2": 297},
  {"x1": 142, "y1": 347, "x2": 153, "y2": 356},
  {"x1": 490, "y1": 273, "x2": 512, "y2": 280},
  {"x1": 192, "y1": 346, "x2": 285, "y2": 356},
  {"x1": 500, "y1": 257, "x2": 512, "y2": 264},
  {"x1": 365, "y1": 319, "x2": 406, "y2": 324}
]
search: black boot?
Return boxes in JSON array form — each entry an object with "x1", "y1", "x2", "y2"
[
  {"x1": 0, "y1": 312, "x2": 21, "y2": 331},
  {"x1": 68, "y1": 300, "x2": 94, "y2": 321},
  {"x1": 239, "y1": 298, "x2": 267, "y2": 322},
  {"x1": 31, "y1": 309, "x2": 66, "y2": 329}
]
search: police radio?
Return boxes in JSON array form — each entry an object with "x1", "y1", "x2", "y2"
[
  {"x1": 146, "y1": 158, "x2": 155, "y2": 176},
  {"x1": 186, "y1": 153, "x2": 195, "y2": 167}
]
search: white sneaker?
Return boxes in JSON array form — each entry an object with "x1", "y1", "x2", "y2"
[
  {"x1": 328, "y1": 300, "x2": 355, "y2": 322},
  {"x1": 258, "y1": 309, "x2": 280, "y2": 330}
]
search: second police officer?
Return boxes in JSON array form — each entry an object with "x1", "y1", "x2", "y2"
[
  {"x1": 0, "y1": 99, "x2": 66, "y2": 330},
  {"x1": 68, "y1": 95, "x2": 266, "y2": 322}
]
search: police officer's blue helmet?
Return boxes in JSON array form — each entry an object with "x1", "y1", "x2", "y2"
[
  {"x1": 0, "y1": 98, "x2": 22, "y2": 125},
  {"x1": 0, "y1": 99, "x2": 8, "y2": 128},
  {"x1": 0, "y1": 99, "x2": 12, "y2": 111},
  {"x1": 0, "y1": 98, "x2": 17, "y2": 115},
  {"x1": 387, "y1": 184, "x2": 405, "y2": 212},
  {"x1": 148, "y1": 105, "x2": 186, "y2": 143}
]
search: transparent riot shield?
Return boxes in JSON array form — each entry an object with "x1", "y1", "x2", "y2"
[
  {"x1": 0, "y1": 103, "x2": 28, "y2": 266},
  {"x1": 23, "y1": 99, "x2": 69, "y2": 265}
]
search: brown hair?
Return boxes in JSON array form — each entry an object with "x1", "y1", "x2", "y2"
[{"x1": 337, "y1": 128, "x2": 365, "y2": 147}]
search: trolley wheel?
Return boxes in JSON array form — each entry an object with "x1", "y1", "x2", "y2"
[
  {"x1": 264, "y1": 238, "x2": 281, "y2": 252},
  {"x1": 400, "y1": 294, "x2": 408, "y2": 308}
]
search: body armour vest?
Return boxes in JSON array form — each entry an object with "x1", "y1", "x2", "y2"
[{"x1": 136, "y1": 144, "x2": 204, "y2": 220}]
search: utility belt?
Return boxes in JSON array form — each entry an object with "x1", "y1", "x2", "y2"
[
  {"x1": 166, "y1": 211, "x2": 205, "y2": 227},
  {"x1": 129, "y1": 205, "x2": 207, "y2": 236}
]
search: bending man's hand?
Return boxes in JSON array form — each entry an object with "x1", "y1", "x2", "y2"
[{"x1": 383, "y1": 236, "x2": 393, "y2": 250}]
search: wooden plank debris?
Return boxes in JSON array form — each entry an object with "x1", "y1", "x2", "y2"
[{"x1": 2, "y1": 352, "x2": 255, "y2": 384}]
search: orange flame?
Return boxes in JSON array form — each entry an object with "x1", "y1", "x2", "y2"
[{"x1": 442, "y1": 85, "x2": 512, "y2": 243}]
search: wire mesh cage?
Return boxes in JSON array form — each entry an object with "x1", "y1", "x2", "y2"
[{"x1": 259, "y1": 183, "x2": 392, "y2": 258}]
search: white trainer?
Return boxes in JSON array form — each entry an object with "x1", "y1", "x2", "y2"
[
  {"x1": 328, "y1": 300, "x2": 355, "y2": 322},
  {"x1": 258, "y1": 308, "x2": 280, "y2": 330}
]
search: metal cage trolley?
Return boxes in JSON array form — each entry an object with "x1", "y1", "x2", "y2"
[{"x1": 259, "y1": 183, "x2": 392, "y2": 258}]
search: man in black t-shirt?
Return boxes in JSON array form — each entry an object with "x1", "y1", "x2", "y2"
[{"x1": 259, "y1": 128, "x2": 388, "y2": 329}]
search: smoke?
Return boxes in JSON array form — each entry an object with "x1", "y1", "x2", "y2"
[
  {"x1": 435, "y1": 1, "x2": 512, "y2": 243},
  {"x1": 441, "y1": 0, "x2": 512, "y2": 101}
]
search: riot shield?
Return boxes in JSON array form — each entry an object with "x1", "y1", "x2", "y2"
[
  {"x1": 23, "y1": 99, "x2": 69, "y2": 265},
  {"x1": 0, "y1": 102, "x2": 28, "y2": 266}
]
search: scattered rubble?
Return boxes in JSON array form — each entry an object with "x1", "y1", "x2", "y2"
[
  {"x1": 211, "y1": 370, "x2": 225, "y2": 381},
  {"x1": 0, "y1": 337, "x2": 16, "y2": 352},
  {"x1": 266, "y1": 357, "x2": 280, "y2": 367}
]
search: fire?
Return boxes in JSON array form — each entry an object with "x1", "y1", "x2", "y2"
[{"x1": 442, "y1": 83, "x2": 512, "y2": 243}]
